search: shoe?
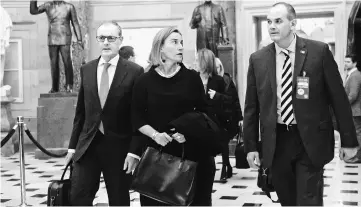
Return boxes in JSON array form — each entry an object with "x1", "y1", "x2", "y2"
[
  {"x1": 220, "y1": 165, "x2": 227, "y2": 181},
  {"x1": 227, "y1": 165, "x2": 233, "y2": 178}
]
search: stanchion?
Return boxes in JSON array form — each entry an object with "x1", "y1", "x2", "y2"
[{"x1": 17, "y1": 116, "x2": 30, "y2": 207}]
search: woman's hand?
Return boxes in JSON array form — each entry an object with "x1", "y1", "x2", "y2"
[
  {"x1": 208, "y1": 89, "x2": 216, "y2": 99},
  {"x1": 171, "y1": 132, "x2": 186, "y2": 143},
  {"x1": 153, "y1": 132, "x2": 173, "y2": 146}
]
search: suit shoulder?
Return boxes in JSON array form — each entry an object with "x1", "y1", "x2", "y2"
[
  {"x1": 124, "y1": 59, "x2": 143, "y2": 72},
  {"x1": 250, "y1": 44, "x2": 271, "y2": 59},
  {"x1": 81, "y1": 59, "x2": 98, "y2": 69},
  {"x1": 303, "y1": 38, "x2": 328, "y2": 49},
  {"x1": 353, "y1": 70, "x2": 361, "y2": 79}
]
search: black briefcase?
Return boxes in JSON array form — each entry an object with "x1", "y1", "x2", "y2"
[{"x1": 47, "y1": 161, "x2": 72, "y2": 206}]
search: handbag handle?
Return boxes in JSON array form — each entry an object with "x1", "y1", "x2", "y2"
[
  {"x1": 158, "y1": 143, "x2": 186, "y2": 161},
  {"x1": 61, "y1": 161, "x2": 73, "y2": 180}
]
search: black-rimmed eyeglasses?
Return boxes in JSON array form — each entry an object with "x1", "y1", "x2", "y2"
[{"x1": 96, "y1": 36, "x2": 121, "y2": 43}]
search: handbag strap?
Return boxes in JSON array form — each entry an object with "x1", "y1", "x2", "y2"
[
  {"x1": 61, "y1": 161, "x2": 73, "y2": 180},
  {"x1": 158, "y1": 142, "x2": 185, "y2": 160}
]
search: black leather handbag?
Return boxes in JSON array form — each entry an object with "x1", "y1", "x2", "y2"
[
  {"x1": 235, "y1": 131, "x2": 250, "y2": 169},
  {"x1": 47, "y1": 161, "x2": 72, "y2": 206},
  {"x1": 131, "y1": 145, "x2": 198, "y2": 206}
]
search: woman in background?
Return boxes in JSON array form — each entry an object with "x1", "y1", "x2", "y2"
[
  {"x1": 215, "y1": 57, "x2": 243, "y2": 179},
  {"x1": 197, "y1": 48, "x2": 232, "y2": 180}
]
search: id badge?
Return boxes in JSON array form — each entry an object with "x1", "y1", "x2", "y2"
[{"x1": 296, "y1": 77, "x2": 309, "y2": 99}]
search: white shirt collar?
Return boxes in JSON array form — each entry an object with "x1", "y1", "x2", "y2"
[
  {"x1": 98, "y1": 54, "x2": 120, "y2": 67},
  {"x1": 275, "y1": 34, "x2": 297, "y2": 55},
  {"x1": 347, "y1": 67, "x2": 358, "y2": 76}
]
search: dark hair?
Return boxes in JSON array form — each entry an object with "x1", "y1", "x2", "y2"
[
  {"x1": 346, "y1": 54, "x2": 358, "y2": 63},
  {"x1": 272, "y1": 2, "x2": 296, "y2": 20},
  {"x1": 119, "y1": 46, "x2": 134, "y2": 60},
  {"x1": 97, "y1": 21, "x2": 122, "y2": 36}
]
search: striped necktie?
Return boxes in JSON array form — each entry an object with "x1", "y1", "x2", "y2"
[{"x1": 281, "y1": 50, "x2": 294, "y2": 125}]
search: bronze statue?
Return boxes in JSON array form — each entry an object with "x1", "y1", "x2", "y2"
[
  {"x1": 347, "y1": 0, "x2": 361, "y2": 67},
  {"x1": 190, "y1": 0, "x2": 229, "y2": 57},
  {"x1": 30, "y1": 0, "x2": 82, "y2": 93}
]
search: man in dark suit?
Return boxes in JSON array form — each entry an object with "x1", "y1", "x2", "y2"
[
  {"x1": 64, "y1": 21, "x2": 143, "y2": 206},
  {"x1": 30, "y1": 0, "x2": 83, "y2": 93},
  {"x1": 243, "y1": 2, "x2": 359, "y2": 206},
  {"x1": 344, "y1": 54, "x2": 361, "y2": 163}
]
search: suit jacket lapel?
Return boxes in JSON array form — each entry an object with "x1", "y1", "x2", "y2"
[
  {"x1": 87, "y1": 58, "x2": 102, "y2": 110},
  {"x1": 267, "y1": 43, "x2": 277, "y2": 96},
  {"x1": 293, "y1": 37, "x2": 307, "y2": 90},
  {"x1": 103, "y1": 57, "x2": 129, "y2": 109}
]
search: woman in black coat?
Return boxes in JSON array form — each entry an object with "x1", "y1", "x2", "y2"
[
  {"x1": 196, "y1": 48, "x2": 233, "y2": 180},
  {"x1": 131, "y1": 27, "x2": 216, "y2": 206}
]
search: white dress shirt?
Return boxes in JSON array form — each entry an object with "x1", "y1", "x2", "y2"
[
  {"x1": 275, "y1": 35, "x2": 297, "y2": 124},
  {"x1": 68, "y1": 54, "x2": 140, "y2": 160}
]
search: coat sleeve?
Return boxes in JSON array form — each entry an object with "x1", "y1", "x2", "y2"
[
  {"x1": 243, "y1": 54, "x2": 260, "y2": 153},
  {"x1": 322, "y1": 44, "x2": 358, "y2": 148},
  {"x1": 68, "y1": 66, "x2": 85, "y2": 150}
]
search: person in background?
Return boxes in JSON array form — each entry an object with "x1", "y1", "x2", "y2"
[
  {"x1": 119, "y1": 45, "x2": 135, "y2": 62},
  {"x1": 343, "y1": 54, "x2": 361, "y2": 163},
  {"x1": 215, "y1": 57, "x2": 243, "y2": 180},
  {"x1": 243, "y1": 2, "x2": 358, "y2": 206},
  {"x1": 129, "y1": 27, "x2": 216, "y2": 206},
  {"x1": 197, "y1": 48, "x2": 232, "y2": 180}
]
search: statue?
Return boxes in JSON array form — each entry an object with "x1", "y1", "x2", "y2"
[
  {"x1": 30, "y1": 0, "x2": 83, "y2": 93},
  {"x1": 0, "y1": 6, "x2": 13, "y2": 89},
  {"x1": 190, "y1": 0, "x2": 229, "y2": 57},
  {"x1": 347, "y1": 0, "x2": 361, "y2": 67}
]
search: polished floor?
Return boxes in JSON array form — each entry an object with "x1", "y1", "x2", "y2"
[{"x1": 1, "y1": 139, "x2": 360, "y2": 206}]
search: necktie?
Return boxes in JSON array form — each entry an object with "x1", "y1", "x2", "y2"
[
  {"x1": 281, "y1": 50, "x2": 294, "y2": 125},
  {"x1": 99, "y1": 62, "x2": 111, "y2": 133}
]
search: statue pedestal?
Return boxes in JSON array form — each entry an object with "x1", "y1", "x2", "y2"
[
  {"x1": 218, "y1": 45, "x2": 235, "y2": 78},
  {"x1": 1, "y1": 96, "x2": 19, "y2": 157},
  {"x1": 35, "y1": 93, "x2": 77, "y2": 159}
]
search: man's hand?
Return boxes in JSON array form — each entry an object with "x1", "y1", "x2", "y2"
[
  {"x1": 246, "y1": 151, "x2": 260, "y2": 169},
  {"x1": 339, "y1": 147, "x2": 358, "y2": 161},
  {"x1": 64, "y1": 151, "x2": 74, "y2": 165},
  {"x1": 123, "y1": 155, "x2": 140, "y2": 174}
]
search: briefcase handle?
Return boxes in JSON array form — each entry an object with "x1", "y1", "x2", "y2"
[{"x1": 61, "y1": 161, "x2": 73, "y2": 181}]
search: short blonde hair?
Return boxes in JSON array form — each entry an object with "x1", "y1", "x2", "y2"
[
  {"x1": 149, "y1": 27, "x2": 182, "y2": 66},
  {"x1": 197, "y1": 48, "x2": 217, "y2": 77}
]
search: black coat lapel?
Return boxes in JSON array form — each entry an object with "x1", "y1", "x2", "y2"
[
  {"x1": 87, "y1": 58, "x2": 102, "y2": 110},
  {"x1": 102, "y1": 57, "x2": 129, "y2": 109},
  {"x1": 267, "y1": 43, "x2": 277, "y2": 96},
  {"x1": 293, "y1": 36, "x2": 307, "y2": 90}
]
